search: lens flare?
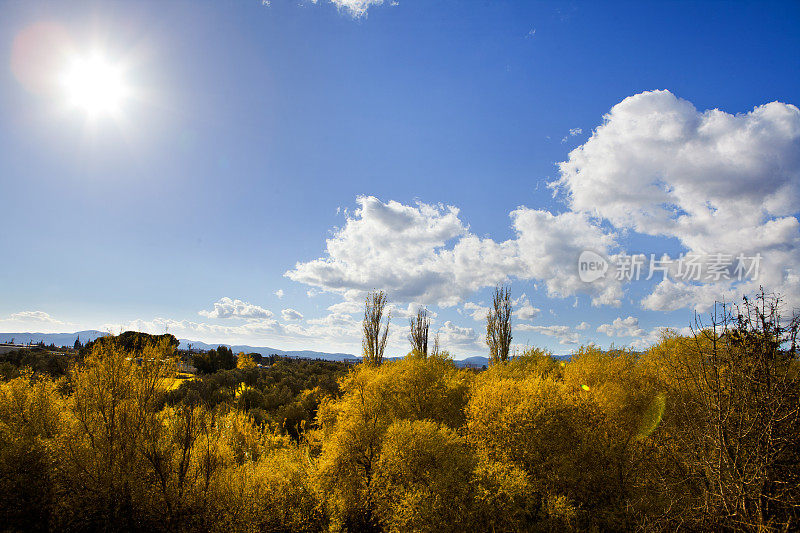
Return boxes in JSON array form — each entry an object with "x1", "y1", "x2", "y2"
[{"x1": 637, "y1": 393, "x2": 667, "y2": 438}]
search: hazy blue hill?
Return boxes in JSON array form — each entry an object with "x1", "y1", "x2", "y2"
[
  {"x1": 0, "y1": 330, "x2": 108, "y2": 347},
  {"x1": 178, "y1": 338, "x2": 361, "y2": 362}
]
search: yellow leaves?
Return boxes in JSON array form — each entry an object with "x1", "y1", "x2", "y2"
[
  {"x1": 206, "y1": 445, "x2": 322, "y2": 533},
  {"x1": 312, "y1": 356, "x2": 475, "y2": 530},
  {"x1": 468, "y1": 373, "x2": 578, "y2": 465},
  {"x1": 236, "y1": 352, "x2": 256, "y2": 369},
  {"x1": 0, "y1": 371, "x2": 67, "y2": 439},
  {"x1": 8, "y1": 326, "x2": 786, "y2": 531},
  {"x1": 372, "y1": 420, "x2": 475, "y2": 532},
  {"x1": 234, "y1": 382, "x2": 254, "y2": 398}
]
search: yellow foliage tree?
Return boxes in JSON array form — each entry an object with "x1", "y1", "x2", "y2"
[{"x1": 237, "y1": 352, "x2": 256, "y2": 369}]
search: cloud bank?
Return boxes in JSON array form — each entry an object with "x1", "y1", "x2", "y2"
[{"x1": 288, "y1": 90, "x2": 799, "y2": 314}]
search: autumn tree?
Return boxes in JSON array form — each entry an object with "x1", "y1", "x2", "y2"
[
  {"x1": 236, "y1": 351, "x2": 256, "y2": 369},
  {"x1": 487, "y1": 285, "x2": 513, "y2": 364},
  {"x1": 363, "y1": 290, "x2": 391, "y2": 366},
  {"x1": 646, "y1": 290, "x2": 800, "y2": 530},
  {"x1": 373, "y1": 419, "x2": 475, "y2": 532},
  {"x1": 54, "y1": 337, "x2": 178, "y2": 529},
  {"x1": 409, "y1": 307, "x2": 430, "y2": 358}
]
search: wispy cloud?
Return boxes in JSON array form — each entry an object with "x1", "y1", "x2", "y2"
[
  {"x1": 4, "y1": 310, "x2": 65, "y2": 324},
  {"x1": 311, "y1": 0, "x2": 393, "y2": 18}
]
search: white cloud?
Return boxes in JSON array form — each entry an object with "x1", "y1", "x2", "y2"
[
  {"x1": 0, "y1": 310, "x2": 69, "y2": 333},
  {"x1": 105, "y1": 316, "x2": 282, "y2": 340},
  {"x1": 596, "y1": 316, "x2": 645, "y2": 338},
  {"x1": 561, "y1": 127, "x2": 582, "y2": 142},
  {"x1": 274, "y1": 289, "x2": 284, "y2": 299},
  {"x1": 435, "y1": 320, "x2": 481, "y2": 350},
  {"x1": 287, "y1": 196, "x2": 620, "y2": 308},
  {"x1": 286, "y1": 196, "x2": 520, "y2": 306},
  {"x1": 511, "y1": 208, "x2": 622, "y2": 306},
  {"x1": 641, "y1": 279, "x2": 747, "y2": 313},
  {"x1": 281, "y1": 309, "x2": 304, "y2": 321},
  {"x1": 198, "y1": 297, "x2": 274, "y2": 320},
  {"x1": 554, "y1": 90, "x2": 800, "y2": 307},
  {"x1": 5, "y1": 310, "x2": 64, "y2": 324},
  {"x1": 105, "y1": 313, "x2": 361, "y2": 354},
  {"x1": 513, "y1": 293, "x2": 540, "y2": 321},
  {"x1": 317, "y1": 0, "x2": 387, "y2": 18},
  {"x1": 389, "y1": 302, "x2": 437, "y2": 320},
  {"x1": 576, "y1": 321, "x2": 590, "y2": 330},
  {"x1": 327, "y1": 300, "x2": 362, "y2": 314},
  {"x1": 463, "y1": 302, "x2": 489, "y2": 321},
  {"x1": 517, "y1": 323, "x2": 581, "y2": 345},
  {"x1": 286, "y1": 92, "x2": 799, "y2": 316}
]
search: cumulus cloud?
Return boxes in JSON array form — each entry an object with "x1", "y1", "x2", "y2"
[
  {"x1": 435, "y1": 320, "x2": 481, "y2": 350},
  {"x1": 286, "y1": 196, "x2": 516, "y2": 306},
  {"x1": 554, "y1": 89, "x2": 800, "y2": 307},
  {"x1": 596, "y1": 316, "x2": 645, "y2": 338},
  {"x1": 274, "y1": 289, "x2": 284, "y2": 299},
  {"x1": 511, "y1": 208, "x2": 622, "y2": 305},
  {"x1": 199, "y1": 297, "x2": 274, "y2": 320},
  {"x1": 517, "y1": 323, "x2": 581, "y2": 345},
  {"x1": 286, "y1": 91, "x2": 799, "y2": 317},
  {"x1": 281, "y1": 309, "x2": 304, "y2": 321},
  {"x1": 286, "y1": 196, "x2": 621, "y2": 308},
  {"x1": 641, "y1": 279, "x2": 745, "y2": 312}
]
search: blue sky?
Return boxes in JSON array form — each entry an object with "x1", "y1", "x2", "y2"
[{"x1": 1, "y1": 0, "x2": 799, "y2": 357}]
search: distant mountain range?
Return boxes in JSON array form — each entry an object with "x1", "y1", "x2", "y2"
[
  {"x1": 0, "y1": 330, "x2": 109, "y2": 347},
  {"x1": 0, "y1": 331, "x2": 490, "y2": 368}
]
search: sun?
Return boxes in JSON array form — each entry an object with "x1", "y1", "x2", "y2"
[{"x1": 61, "y1": 52, "x2": 129, "y2": 118}]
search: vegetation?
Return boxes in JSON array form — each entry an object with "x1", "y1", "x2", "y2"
[
  {"x1": 362, "y1": 290, "x2": 390, "y2": 366},
  {"x1": 0, "y1": 290, "x2": 798, "y2": 532},
  {"x1": 487, "y1": 284, "x2": 513, "y2": 364},
  {"x1": 408, "y1": 307, "x2": 430, "y2": 358},
  {"x1": 0, "y1": 347, "x2": 71, "y2": 380}
]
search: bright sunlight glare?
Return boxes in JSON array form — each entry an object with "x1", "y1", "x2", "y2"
[{"x1": 61, "y1": 53, "x2": 128, "y2": 118}]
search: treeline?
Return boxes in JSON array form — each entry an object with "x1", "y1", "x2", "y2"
[{"x1": 0, "y1": 291, "x2": 798, "y2": 531}]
